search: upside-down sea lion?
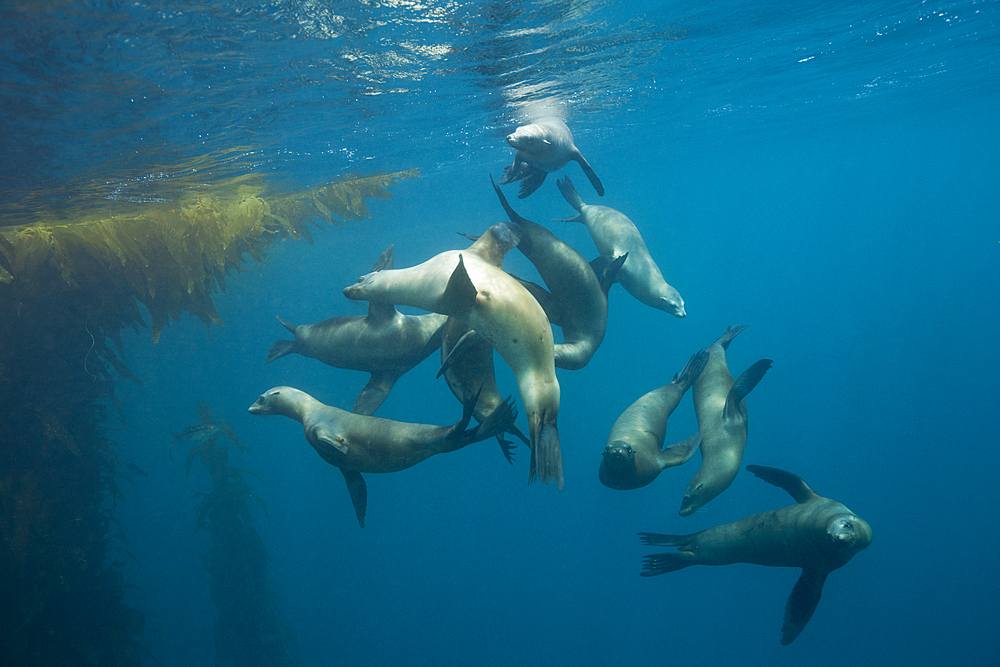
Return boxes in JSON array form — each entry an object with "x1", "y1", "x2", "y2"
[
  {"x1": 248, "y1": 386, "x2": 515, "y2": 527},
  {"x1": 265, "y1": 245, "x2": 447, "y2": 416},
  {"x1": 639, "y1": 465, "x2": 873, "y2": 645},
  {"x1": 498, "y1": 117, "x2": 604, "y2": 198},
  {"x1": 556, "y1": 176, "x2": 686, "y2": 318},
  {"x1": 679, "y1": 325, "x2": 772, "y2": 516},
  {"x1": 599, "y1": 350, "x2": 708, "y2": 490},
  {"x1": 491, "y1": 177, "x2": 624, "y2": 370},
  {"x1": 343, "y1": 220, "x2": 564, "y2": 489}
]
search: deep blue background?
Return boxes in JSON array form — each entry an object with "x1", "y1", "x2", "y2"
[{"x1": 3, "y1": 1, "x2": 998, "y2": 666}]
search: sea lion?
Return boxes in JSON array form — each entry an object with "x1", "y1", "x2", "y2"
[
  {"x1": 639, "y1": 465, "x2": 873, "y2": 645},
  {"x1": 556, "y1": 176, "x2": 686, "y2": 318},
  {"x1": 343, "y1": 220, "x2": 564, "y2": 489},
  {"x1": 498, "y1": 117, "x2": 604, "y2": 198},
  {"x1": 599, "y1": 350, "x2": 708, "y2": 490},
  {"x1": 248, "y1": 386, "x2": 515, "y2": 527},
  {"x1": 438, "y1": 316, "x2": 529, "y2": 463},
  {"x1": 491, "y1": 177, "x2": 624, "y2": 370},
  {"x1": 265, "y1": 245, "x2": 447, "y2": 416},
  {"x1": 679, "y1": 325, "x2": 772, "y2": 516}
]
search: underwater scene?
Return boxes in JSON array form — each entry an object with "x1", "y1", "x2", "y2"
[{"x1": 1, "y1": 1, "x2": 997, "y2": 666}]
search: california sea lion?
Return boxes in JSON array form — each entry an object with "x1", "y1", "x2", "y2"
[
  {"x1": 491, "y1": 177, "x2": 624, "y2": 370},
  {"x1": 248, "y1": 386, "x2": 515, "y2": 527},
  {"x1": 498, "y1": 117, "x2": 604, "y2": 198},
  {"x1": 679, "y1": 325, "x2": 772, "y2": 516},
  {"x1": 265, "y1": 245, "x2": 447, "y2": 416},
  {"x1": 438, "y1": 316, "x2": 528, "y2": 463},
  {"x1": 556, "y1": 176, "x2": 686, "y2": 318},
  {"x1": 599, "y1": 350, "x2": 708, "y2": 490},
  {"x1": 343, "y1": 221, "x2": 564, "y2": 489},
  {"x1": 640, "y1": 465, "x2": 873, "y2": 645}
]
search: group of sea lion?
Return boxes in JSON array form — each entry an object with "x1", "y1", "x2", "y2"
[{"x1": 248, "y1": 116, "x2": 872, "y2": 644}]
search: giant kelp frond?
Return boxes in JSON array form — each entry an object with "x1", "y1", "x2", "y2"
[{"x1": 0, "y1": 169, "x2": 418, "y2": 343}]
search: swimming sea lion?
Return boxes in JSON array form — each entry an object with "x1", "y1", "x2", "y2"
[
  {"x1": 679, "y1": 326, "x2": 772, "y2": 516},
  {"x1": 265, "y1": 245, "x2": 447, "y2": 416},
  {"x1": 343, "y1": 220, "x2": 564, "y2": 489},
  {"x1": 248, "y1": 386, "x2": 515, "y2": 527},
  {"x1": 640, "y1": 465, "x2": 873, "y2": 645},
  {"x1": 492, "y1": 177, "x2": 624, "y2": 370},
  {"x1": 438, "y1": 316, "x2": 528, "y2": 463},
  {"x1": 556, "y1": 176, "x2": 686, "y2": 318},
  {"x1": 599, "y1": 350, "x2": 708, "y2": 490},
  {"x1": 498, "y1": 117, "x2": 604, "y2": 198}
]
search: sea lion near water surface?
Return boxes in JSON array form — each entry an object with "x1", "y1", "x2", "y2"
[
  {"x1": 248, "y1": 386, "x2": 515, "y2": 527},
  {"x1": 498, "y1": 117, "x2": 604, "y2": 199},
  {"x1": 679, "y1": 325, "x2": 772, "y2": 516},
  {"x1": 342, "y1": 218, "x2": 565, "y2": 489},
  {"x1": 556, "y1": 176, "x2": 686, "y2": 318},
  {"x1": 264, "y1": 245, "x2": 447, "y2": 416},
  {"x1": 639, "y1": 465, "x2": 873, "y2": 645},
  {"x1": 599, "y1": 350, "x2": 708, "y2": 490}
]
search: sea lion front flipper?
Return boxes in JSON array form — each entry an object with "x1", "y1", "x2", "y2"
[
  {"x1": 440, "y1": 254, "x2": 479, "y2": 314},
  {"x1": 573, "y1": 149, "x2": 605, "y2": 196},
  {"x1": 658, "y1": 432, "x2": 701, "y2": 467},
  {"x1": 781, "y1": 569, "x2": 828, "y2": 645},
  {"x1": 511, "y1": 276, "x2": 564, "y2": 326},
  {"x1": 591, "y1": 253, "x2": 627, "y2": 295},
  {"x1": 436, "y1": 328, "x2": 480, "y2": 379},
  {"x1": 339, "y1": 468, "x2": 368, "y2": 528},
  {"x1": 353, "y1": 371, "x2": 401, "y2": 416},
  {"x1": 499, "y1": 158, "x2": 528, "y2": 185},
  {"x1": 313, "y1": 425, "x2": 349, "y2": 454},
  {"x1": 517, "y1": 165, "x2": 548, "y2": 198},
  {"x1": 745, "y1": 465, "x2": 820, "y2": 503},
  {"x1": 723, "y1": 358, "x2": 773, "y2": 421}
]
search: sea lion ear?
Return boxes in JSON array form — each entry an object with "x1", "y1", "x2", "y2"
[{"x1": 542, "y1": 139, "x2": 551, "y2": 145}]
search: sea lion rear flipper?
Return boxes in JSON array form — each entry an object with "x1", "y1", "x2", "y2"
[
  {"x1": 468, "y1": 395, "x2": 517, "y2": 445},
  {"x1": 745, "y1": 465, "x2": 820, "y2": 503},
  {"x1": 436, "y1": 328, "x2": 480, "y2": 379},
  {"x1": 674, "y1": 349, "x2": 709, "y2": 386},
  {"x1": 264, "y1": 339, "x2": 296, "y2": 364},
  {"x1": 781, "y1": 569, "x2": 828, "y2": 645},
  {"x1": 495, "y1": 435, "x2": 516, "y2": 465},
  {"x1": 723, "y1": 358, "x2": 773, "y2": 421},
  {"x1": 528, "y1": 417, "x2": 563, "y2": 490},
  {"x1": 555, "y1": 176, "x2": 584, "y2": 212},
  {"x1": 371, "y1": 244, "x2": 394, "y2": 271},
  {"x1": 492, "y1": 174, "x2": 531, "y2": 229},
  {"x1": 574, "y1": 151, "x2": 605, "y2": 196},
  {"x1": 440, "y1": 254, "x2": 479, "y2": 313},
  {"x1": 637, "y1": 532, "x2": 697, "y2": 576},
  {"x1": 339, "y1": 468, "x2": 368, "y2": 528},
  {"x1": 353, "y1": 371, "x2": 401, "y2": 416},
  {"x1": 517, "y1": 166, "x2": 547, "y2": 198}
]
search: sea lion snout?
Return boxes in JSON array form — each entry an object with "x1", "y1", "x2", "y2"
[{"x1": 603, "y1": 441, "x2": 634, "y2": 468}]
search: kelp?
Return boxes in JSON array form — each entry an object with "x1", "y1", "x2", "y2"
[{"x1": 173, "y1": 403, "x2": 298, "y2": 667}]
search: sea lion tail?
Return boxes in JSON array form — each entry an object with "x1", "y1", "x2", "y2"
[
  {"x1": 781, "y1": 570, "x2": 828, "y2": 645},
  {"x1": 555, "y1": 176, "x2": 584, "y2": 211},
  {"x1": 723, "y1": 358, "x2": 773, "y2": 420},
  {"x1": 637, "y1": 533, "x2": 698, "y2": 576},
  {"x1": 264, "y1": 339, "x2": 296, "y2": 364},
  {"x1": 466, "y1": 395, "x2": 517, "y2": 445}
]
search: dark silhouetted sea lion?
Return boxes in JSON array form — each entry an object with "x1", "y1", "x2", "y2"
[
  {"x1": 498, "y1": 117, "x2": 604, "y2": 198},
  {"x1": 556, "y1": 176, "x2": 686, "y2": 318},
  {"x1": 639, "y1": 465, "x2": 873, "y2": 645},
  {"x1": 343, "y1": 221, "x2": 564, "y2": 489},
  {"x1": 599, "y1": 350, "x2": 708, "y2": 490},
  {"x1": 248, "y1": 386, "x2": 515, "y2": 527},
  {"x1": 265, "y1": 245, "x2": 447, "y2": 416},
  {"x1": 679, "y1": 325, "x2": 771, "y2": 516}
]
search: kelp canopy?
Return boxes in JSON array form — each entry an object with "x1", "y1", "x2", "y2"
[{"x1": 0, "y1": 169, "x2": 416, "y2": 666}]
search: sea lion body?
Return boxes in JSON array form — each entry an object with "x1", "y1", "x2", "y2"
[
  {"x1": 640, "y1": 465, "x2": 873, "y2": 644},
  {"x1": 556, "y1": 176, "x2": 686, "y2": 318},
  {"x1": 343, "y1": 225, "x2": 564, "y2": 489},
  {"x1": 498, "y1": 117, "x2": 604, "y2": 198},
  {"x1": 599, "y1": 350, "x2": 707, "y2": 490},
  {"x1": 680, "y1": 325, "x2": 771, "y2": 516}
]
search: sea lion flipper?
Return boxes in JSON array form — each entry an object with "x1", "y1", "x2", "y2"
[
  {"x1": 498, "y1": 159, "x2": 527, "y2": 185},
  {"x1": 495, "y1": 435, "x2": 516, "y2": 465},
  {"x1": 555, "y1": 176, "x2": 584, "y2": 212},
  {"x1": 528, "y1": 418, "x2": 563, "y2": 490},
  {"x1": 314, "y1": 426, "x2": 349, "y2": 454},
  {"x1": 441, "y1": 254, "x2": 479, "y2": 313},
  {"x1": 745, "y1": 465, "x2": 819, "y2": 503},
  {"x1": 637, "y1": 532, "x2": 697, "y2": 576},
  {"x1": 339, "y1": 468, "x2": 367, "y2": 528},
  {"x1": 371, "y1": 244, "x2": 394, "y2": 272},
  {"x1": 512, "y1": 276, "x2": 563, "y2": 325},
  {"x1": 574, "y1": 150, "x2": 605, "y2": 196},
  {"x1": 353, "y1": 371, "x2": 400, "y2": 416},
  {"x1": 264, "y1": 339, "x2": 296, "y2": 364},
  {"x1": 674, "y1": 349, "x2": 708, "y2": 386},
  {"x1": 469, "y1": 395, "x2": 517, "y2": 445},
  {"x1": 594, "y1": 253, "x2": 627, "y2": 294},
  {"x1": 781, "y1": 569, "x2": 828, "y2": 645},
  {"x1": 436, "y1": 328, "x2": 480, "y2": 379},
  {"x1": 723, "y1": 358, "x2": 773, "y2": 421},
  {"x1": 517, "y1": 166, "x2": 547, "y2": 199},
  {"x1": 658, "y1": 432, "x2": 701, "y2": 467},
  {"x1": 492, "y1": 174, "x2": 531, "y2": 227}
]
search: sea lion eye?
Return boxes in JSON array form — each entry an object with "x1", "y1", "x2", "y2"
[
  {"x1": 843, "y1": 520, "x2": 853, "y2": 530},
  {"x1": 256, "y1": 396, "x2": 265, "y2": 404}
]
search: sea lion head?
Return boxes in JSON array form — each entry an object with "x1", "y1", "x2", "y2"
[
  {"x1": 248, "y1": 387, "x2": 287, "y2": 415},
  {"x1": 343, "y1": 271, "x2": 378, "y2": 301},
  {"x1": 659, "y1": 294, "x2": 687, "y2": 318},
  {"x1": 678, "y1": 482, "x2": 706, "y2": 517},
  {"x1": 827, "y1": 514, "x2": 873, "y2": 554},
  {"x1": 506, "y1": 124, "x2": 549, "y2": 156},
  {"x1": 602, "y1": 441, "x2": 636, "y2": 472}
]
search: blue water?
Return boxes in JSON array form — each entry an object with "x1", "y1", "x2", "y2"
[{"x1": 4, "y1": 1, "x2": 999, "y2": 665}]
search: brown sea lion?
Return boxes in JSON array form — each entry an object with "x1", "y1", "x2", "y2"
[
  {"x1": 556, "y1": 176, "x2": 686, "y2": 318},
  {"x1": 498, "y1": 117, "x2": 604, "y2": 198},
  {"x1": 679, "y1": 325, "x2": 771, "y2": 516},
  {"x1": 248, "y1": 386, "x2": 515, "y2": 527},
  {"x1": 640, "y1": 465, "x2": 873, "y2": 645},
  {"x1": 599, "y1": 350, "x2": 708, "y2": 490},
  {"x1": 343, "y1": 220, "x2": 564, "y2": 489},
  {"x1": 265, "y1": 245, "x2": 447, "y2": 416}
]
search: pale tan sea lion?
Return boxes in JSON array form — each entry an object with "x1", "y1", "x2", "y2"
[
  {"x1": 556, "y1": 176, "x2": 686, "y2": 318},
  {"x1": 599, "y1": 350, "x2": 708, "y2": 490},
  {"x1": 265, "y1": 245, "x2": 447, "y2": 416},
  {"x1": 498, "y1": 117, "x2": 604, "y2": 198},
  {"x1": 679, "y1": 325, "x2": 772, "y2": 516},
  {"x1": 248, "y1": 386, "x2": 514, "y2": 527},
  {"x1": 640, "y1": 465, "x2": 873, "y2": 645},
  {"x1": 343, "y1": 221, "x2": 564, "y2": 489}
]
